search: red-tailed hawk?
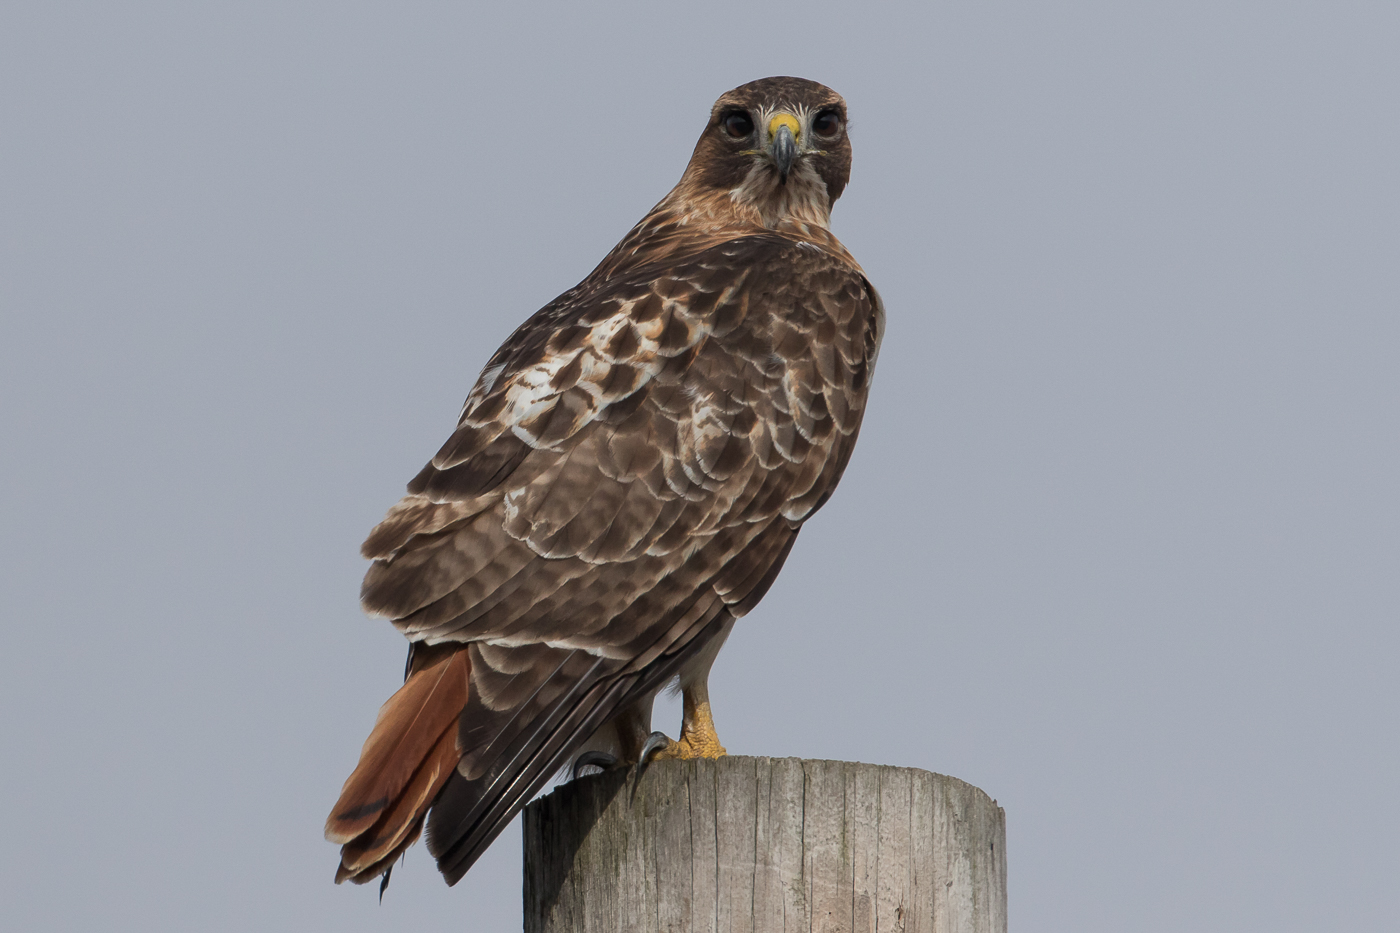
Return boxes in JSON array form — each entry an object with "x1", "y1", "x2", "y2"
[{"x1": 326, "y1": 76, "x2": 884, "y2": 889}]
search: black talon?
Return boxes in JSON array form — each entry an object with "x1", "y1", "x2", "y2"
[
  {"x1": 631, "y1": 731, "x2": 673, "y2": 802},
  {"x1": 571, "y1": 750, "x2": 619, "y2": 780}
]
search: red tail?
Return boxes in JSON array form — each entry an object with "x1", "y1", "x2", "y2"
[{"x1": 326, "y1": 645, "x2": 469, "y2": 883}]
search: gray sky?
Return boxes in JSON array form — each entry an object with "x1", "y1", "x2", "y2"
[{"x1": 2, "y1": 2, "x2": 1396, "y2": 930}]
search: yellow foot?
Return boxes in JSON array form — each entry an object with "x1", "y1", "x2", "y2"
[
  {"x1": 650, "y1": 700, "x2": 727, "y2": 760},
  {"x1": 650, "y1": 733, "x2": 727, "y2": 760},
  {"x1": 633, "y1": 697, "x2": 727, "y2": 797}
]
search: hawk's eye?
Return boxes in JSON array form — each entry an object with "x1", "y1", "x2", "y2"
[
  {"x1": 812, "y1": 110, "x2": 842, "y2": 138},
  {"x1": 722, "y1": 112, "x2": 754, "y2": 139}
]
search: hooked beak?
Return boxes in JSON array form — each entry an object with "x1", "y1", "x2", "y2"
[{"x1": 768, "y1": 112, "x2": 800, "y2": 183}]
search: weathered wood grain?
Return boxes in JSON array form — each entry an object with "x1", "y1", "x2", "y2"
[{"x1": 523, "y1": 757, "x2": 1006, "y2": 933}]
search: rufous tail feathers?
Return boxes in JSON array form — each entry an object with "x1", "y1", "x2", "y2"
[{"x1": 325, "y1": 644, "x2": 469, "y2": 884}]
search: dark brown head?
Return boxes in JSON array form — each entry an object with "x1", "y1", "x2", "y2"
[{"x1": 679, "y1": 77, "x2": 851, "y2": 229}]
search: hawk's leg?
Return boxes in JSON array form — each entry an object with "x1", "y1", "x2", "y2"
[
  {"x1": 570, "y1": 694, "x2": 655, "y2": 779},
  {"x1": 634, "y1": 678, "x2": 728, "y2": 790},
  {"x1": 637, "y1": 620, "x2": 734, "y2": 773},
  {"x1": 614, "y1": 698, "x2": 658, "y2": 762},
  {"x1": 650, "y1": 677, "x2": 728, "y2": 760}
]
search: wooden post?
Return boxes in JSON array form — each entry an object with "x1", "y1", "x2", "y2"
[{"x1": 523, "y1": 756, "x2": 1007, "y2": 933}]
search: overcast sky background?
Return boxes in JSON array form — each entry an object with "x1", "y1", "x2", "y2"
[{"x1": 3, "y1": 2, "x2": 1397, "y2": 931}]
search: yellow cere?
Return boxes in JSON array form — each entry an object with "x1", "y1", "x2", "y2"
[{"x1": 768, "y1": 112, "x2": 801, "y2": 140}]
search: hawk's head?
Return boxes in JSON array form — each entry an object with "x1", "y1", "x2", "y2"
[{"x1": 680, "y1": 76, "x2": 851, "y2": 229}]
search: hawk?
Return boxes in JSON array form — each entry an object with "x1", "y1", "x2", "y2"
[{"x1": 326, "y1": 76, "x2": 884, "y2": 888}]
